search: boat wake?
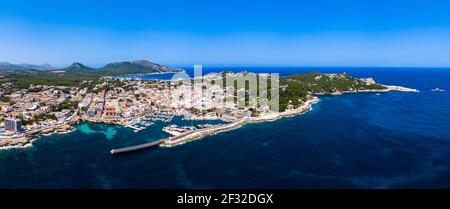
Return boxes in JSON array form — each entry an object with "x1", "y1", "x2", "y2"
[{"x1": 431, "y1": 88, "x2": 445, "y2": 92}]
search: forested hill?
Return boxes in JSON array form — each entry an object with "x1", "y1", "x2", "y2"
[
  {"x1": 278, "y1": 72, "x2": 386, "y2": 110},
  {"x1": 0, "y1": 60, "x2": 183, "y2": 76},
  {"x1": 0, "y1": 60, "x2": 184, "y2": 88},
  {"x1": 60, "y1": 60, "x2": 183, "y2": 76}
]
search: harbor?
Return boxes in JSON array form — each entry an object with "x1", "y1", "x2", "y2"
[
  {"x1": 122, "y1": 114, "x2": 174, "y2": 133},
  {"x1": 110, "y1": 120, "x2": 245, "y2": 155}
]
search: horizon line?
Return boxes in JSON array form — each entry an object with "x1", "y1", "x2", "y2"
[{"x1": 3, "y1": 60, "x2": 450, "y2": 69}]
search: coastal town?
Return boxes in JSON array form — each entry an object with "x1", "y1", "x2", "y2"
[{"x1": 0, "y1": 72, "x2": 418, "y2": 150}]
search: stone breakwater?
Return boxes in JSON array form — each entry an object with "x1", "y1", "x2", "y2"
[{"x1": 160, "y1": 119, "x2": 248, "y2": 147}]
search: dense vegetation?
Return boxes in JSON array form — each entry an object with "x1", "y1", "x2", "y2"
[
  {"x1": 0, "y1": 71, "x2": 99, "y2": 89},
  {"x1": 0, "y1": 95, "x2": 12, "y2": 103},
  {"x1": 278, "y1": 72, "x2": 386, "y2": 111},
  {"x1": 52, "y1": 99, "x2": 79, "y2": 112},
  {"x1": 20, "y1": 113, "x2": 58, "y2": 125},
  {"x1": 185, "y1": 72, "x2": 386, "y2": 112},
  {"x1": 61, "y1": 60, "x2": 182, "y2": 76}
]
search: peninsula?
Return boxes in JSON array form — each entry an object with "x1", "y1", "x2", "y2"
[{"x1": 0, "y1": 63, "x2": 418, "y2": 150}]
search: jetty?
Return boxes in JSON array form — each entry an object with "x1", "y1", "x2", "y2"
[
  {"x1": 110, "y1": 129, "x2": 197, "y2": 155},
  {"x1": 110, "y1": 120, "x2": 246, "y2": 155},
  {"x1": 110, "y1": 138, "x2": 166, "y2": 155}
]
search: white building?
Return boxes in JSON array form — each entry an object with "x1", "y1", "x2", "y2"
[{"x1": 4, "y1": 118, "x2": 23, "y2": 132}]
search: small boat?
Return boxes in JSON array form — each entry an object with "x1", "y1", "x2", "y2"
[
  {"x1": 431, "y1": 88, "x2": 445, "y2": 92},
  {"x1": 376, "y1": 93, "x2": 381, "y2": 96}
]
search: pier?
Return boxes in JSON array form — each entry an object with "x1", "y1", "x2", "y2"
[
  {"x1": 110, "y1": 120, "x2": 246, "y2": 155},
  {"x1": 110, "y1": 129, "x2": 198, "y2": 155},
  {"x1": 110, "y1": 139, "x2": 166, "y2": 155}
]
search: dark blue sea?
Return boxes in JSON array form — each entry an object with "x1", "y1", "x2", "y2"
[{"x1": 1, "y1": 67, "x2": 450, "y2": 188}]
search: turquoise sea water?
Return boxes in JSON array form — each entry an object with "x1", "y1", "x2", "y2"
[{"x1": 1, "y1": 67, "x2": 450, "y2": 188}]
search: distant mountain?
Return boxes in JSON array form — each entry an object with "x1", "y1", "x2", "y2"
[
  {"x1": 63, "y1": 62, "x2": 94, "y2": 73},
  {"x1": 0, "y1": 62, "x2": 55, "y2": 71},
  {"x1": 19, "y1": 63, "x2": 55, "y2": 71},
  {"x1": 98, "y1": 60, "x2": 183, "y2": 75},
  {"x1": 0, "y1": 62, "x2": 20, "y2": 70},
  {"x1": 58, "y1": 60, "x2": 183, "y2": 76},
  {"x1": 1, "y1": 60, "x2": 183, "y2": 77}
]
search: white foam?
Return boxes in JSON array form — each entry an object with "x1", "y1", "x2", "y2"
[{"x1": 0, "y1": 138, "x2": 36, "y2": 151}]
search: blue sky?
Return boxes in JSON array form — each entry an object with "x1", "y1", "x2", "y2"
[{"x1": 1, "y1": 0, "x2": 450, "y2": 67}]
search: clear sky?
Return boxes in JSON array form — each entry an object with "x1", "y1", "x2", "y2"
[{"x1": 1, "y1": 0, "x2": 450, "y2": 67}]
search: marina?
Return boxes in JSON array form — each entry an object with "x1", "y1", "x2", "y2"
[
  {"x1": 143, "y1": 114, "x2": 174, "y2": 123},
  {"x1": 124, "y1": 117, "x2": 160, "y2": 132}
]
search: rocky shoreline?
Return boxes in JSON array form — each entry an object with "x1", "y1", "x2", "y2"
[
  {"x1": 0, "y1": 120, "x2": 78, "y2": 148},
  {"x1": 315, "y1": 84, "x2": 419, "y2": 96},
  {"x1": 159, "y1": 96, "x2": 321, "y2": 147}
]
